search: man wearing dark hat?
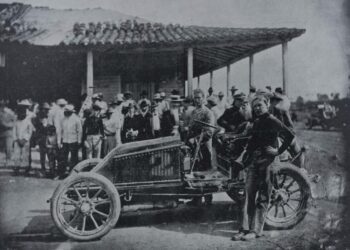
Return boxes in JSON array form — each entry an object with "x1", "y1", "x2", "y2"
[
  {"x1": 122, "y1": 91, "x2": 137, "y2": 115},
  {"x1": 122, "y1": 103, "x2": 139, "y2": 143},
  {"x1": 137, "y1": 90, "x2": 151, "y2": 109},
  {"x1": 58, "y1": 104, "x2": 82, "y2": 176},
  {"x1": 274, "y1": 87, "x2": 291, "y2": 111},
  {"x1": 207, "y1": 87, "x2": 214, "y2": 98},
  {"x1": 248, "y1": 86, "x2": 257, "y2": 103},
  {"x1": 135, "y1": 100, "x2": 153, "y2": 141},
  {"x1": 83, "y1": 101, "x2": 105, "y2": 159},
  {"x1": 32, "y1": 103, "x2": 51, "y2": 175},
  {"x1": 217, "y1": 93, "x2": 250, "y2": 132},
  {"x1": 232, "y1": 96, "x2": 294, "y2": 241}
]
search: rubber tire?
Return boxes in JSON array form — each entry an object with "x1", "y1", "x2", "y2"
[
  {"x1": 51, "y1": 172, "x2": 121, "y2": 241},
  {"x1": 265, "y1": 162, "x2": 311, "y2": 230},
  {"x1": 72, "y1": 159, "x2": 102, "y2": 174}
]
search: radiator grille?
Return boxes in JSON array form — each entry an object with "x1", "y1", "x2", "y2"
[{"x1": 112, "y1": 147, "x2": 181, "y2": 184}]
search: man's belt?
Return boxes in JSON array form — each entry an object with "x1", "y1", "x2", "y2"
[{"x1": 105, "y1": 133, "x2": 116, "y2": 136}]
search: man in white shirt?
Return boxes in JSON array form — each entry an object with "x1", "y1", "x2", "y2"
[
  {"x1": 58, "y1": 104, "x2": 82, "y2": 175},
  {"x1": 49, "y1": 98, "x2": 67, "y2": 137}
]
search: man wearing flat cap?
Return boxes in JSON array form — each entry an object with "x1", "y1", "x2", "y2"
[
  {"x1": 82, "y1": 101, "x2": 105, "y2": 159},
  {"x1": 218, "y1": 93, "x2": 251, "y2": 133}
]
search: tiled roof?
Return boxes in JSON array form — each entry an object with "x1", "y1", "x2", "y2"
[{"x1": 0, "y1": 3, "x2": 305, "y2": 48}]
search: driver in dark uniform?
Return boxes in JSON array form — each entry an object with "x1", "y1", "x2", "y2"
[{"x1": 232, "y1": 95, "x2": 294, "y2": 241}]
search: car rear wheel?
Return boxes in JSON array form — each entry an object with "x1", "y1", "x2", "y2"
[{"x1": 51, "y1": 172, "x2": 121, "y2": 241}]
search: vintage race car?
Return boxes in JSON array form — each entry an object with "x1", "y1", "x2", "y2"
[{"x1": 50, "y1": 126, "x2": 312, "y2": 241}]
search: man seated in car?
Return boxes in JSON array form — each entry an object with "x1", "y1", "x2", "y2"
[
  {"x1": 217, "y1": 93, "x2": 251, "y2": 133},
  {"x1": 232, "y1": 95, "x2": 294, "y2": 241}
]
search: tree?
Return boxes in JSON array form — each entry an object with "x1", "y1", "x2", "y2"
[{"x1": 317, "y1": 93, "x2": 329, "y2": 102}]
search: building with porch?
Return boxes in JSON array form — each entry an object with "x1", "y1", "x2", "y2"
[{"x1": 0, "y1": 3, "x2": 305, "y2": 106}]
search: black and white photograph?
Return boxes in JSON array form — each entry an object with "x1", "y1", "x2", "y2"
[{"x1": 0, "y1": 0, "x2": 350, "y2": 249}]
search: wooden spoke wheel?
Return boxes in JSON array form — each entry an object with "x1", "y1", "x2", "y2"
[
  {"x1": 51, "y1": 172, "x2": 121, "y2": 241},
  {"x1": 265, "y1": 163, "x2": 311, "y2": 229}
]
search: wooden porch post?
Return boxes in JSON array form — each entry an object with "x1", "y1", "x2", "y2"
[
  {"x1": 197, "y1": 76, "x2": 200, "y2": 88},
  {"x1": 249, "y1": 55, "x2": 254, "y2": 88},
  {"x1": 226, "y1": 64, "x2": 231, "y2": 97},
  {"x1": 282, "y1": 42, "x2": 289, "y2": 95},
  {"x1": 209, "y1": 71, "x2": 213, "y2": 88},
  {"x1": 87, "y1": 50, "x2": 94, "y2": 96},
  {"x1": 187, "y1": 48, "x2": 193, "y2": 97}
]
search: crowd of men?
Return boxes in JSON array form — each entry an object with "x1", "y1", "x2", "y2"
[{"x1": 0, "y1": 84, "x2": 299, "y2": 241}]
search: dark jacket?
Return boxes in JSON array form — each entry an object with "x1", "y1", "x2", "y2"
[
  {"x1": 246, "y1": 113, "x2": 294, "y2": 156},
  {"x1": 135, "y1": 112, "x2": 153, "y2": 141},
  {"x1": 121, "y1": 114, "x2": 139, "y2": 143},
  {"x1": 82, "y1": 115, "x2": 104, "y2": 141},
  {"x1": 161, "y1": 110, "x2": 176, "y2": 136},
  {"x1": 217, "y1": 106, "x2": 247, "y2": 132}
]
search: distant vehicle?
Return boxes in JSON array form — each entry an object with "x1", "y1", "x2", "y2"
[
  {"x1": 50, "y1": 121, "x2": 312, "y2": 241},
  {"x1": 306, "y1": 103, "x2": 337, "y2": 130}
]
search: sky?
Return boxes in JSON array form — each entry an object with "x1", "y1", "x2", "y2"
[{"x1": 1, "y1": 0, "x2": 349, "y2": 100}]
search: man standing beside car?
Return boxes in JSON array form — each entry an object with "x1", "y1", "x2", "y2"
[
  {"x1": 232, "y1": 96, "x2": 294, "y2": 241},
  {"x1": 188, "y1": 88, "x2": 215, "y2": 171}
]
